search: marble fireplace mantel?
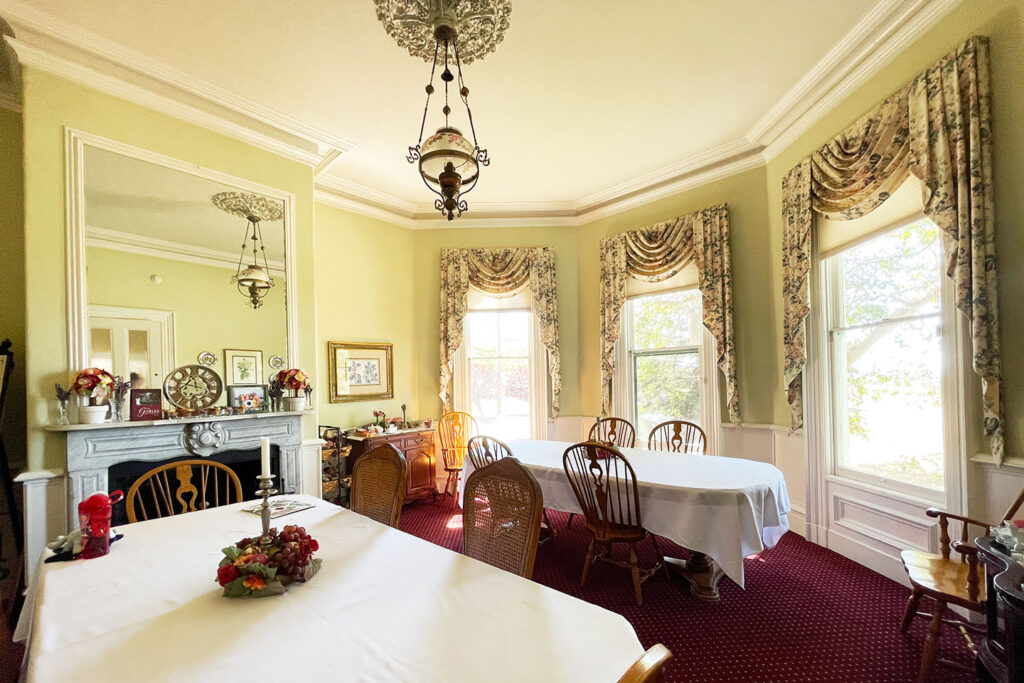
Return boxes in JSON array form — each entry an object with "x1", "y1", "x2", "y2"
[{"x1": 46, "y1": 410, "x2": 314, "y2": 524}]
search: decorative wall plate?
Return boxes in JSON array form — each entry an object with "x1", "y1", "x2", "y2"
[
  {"x1": 268, "y1": 355, "x2": 285, "y2": 370},
  {"x1": 198, "y1": 351, "x2": 217, "y2": 367},
  {"x1": 163, "y1": 365, "x2": 224, "y2": 410}
]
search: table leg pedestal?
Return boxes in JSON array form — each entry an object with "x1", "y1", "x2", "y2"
[{"x1": 665, "y1": 552, "x2": 724, "y2": 602}]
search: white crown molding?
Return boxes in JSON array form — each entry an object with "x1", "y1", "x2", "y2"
[
  {"x1": 0, "y1": 0, "x2": 354, "y2": 168},
  {"x1": 1, "y1": 0, "x2": 962, "y2": 227},
  {"x1": 86, "y1": 225, "x2": 286, "y2": 277}
]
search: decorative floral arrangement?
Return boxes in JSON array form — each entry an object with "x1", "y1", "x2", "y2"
[
  {"x1": 216, "y1": 525, "x2": 321, "y2": 598},
  {"x1": 276, "y1": 368, "x2": 310, "y2": 392},
  {"x1": 373, "y1": 410, "x2": 387, "y2": 428},
  {"x1": 71, "y1": 368, "x2": 115, "y2": 403}
]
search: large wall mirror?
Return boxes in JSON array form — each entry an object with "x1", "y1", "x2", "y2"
[{"x1": 65, "y1": 130, "x2": 297, "y2": 408}]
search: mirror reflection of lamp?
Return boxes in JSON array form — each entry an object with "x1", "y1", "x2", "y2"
[{"x1": 211, "y1": 192, "x2": 283, "y2": 309}]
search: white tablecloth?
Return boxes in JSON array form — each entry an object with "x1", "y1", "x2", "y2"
[
  {"x1": 462, "y1": 440, "x2": 790, "y2": 588},
  {"x1": 16, "y1": 495, "x2": 643, "y2": 682}
]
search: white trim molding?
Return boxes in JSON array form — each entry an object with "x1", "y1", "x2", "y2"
[
  {"x1": 0, "y1": 0, "x2": 962, "y2": 227},
  {"x1": 0, "y1": 2, "x2": 354, "y2": 169}
]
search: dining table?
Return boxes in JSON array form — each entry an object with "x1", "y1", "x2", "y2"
[
  {"x1": 461, "y1": 440, "x2": 791, "y2": 601},
  {"x1": 14, "y1": 494, "x2": 644, "y2": 682}
]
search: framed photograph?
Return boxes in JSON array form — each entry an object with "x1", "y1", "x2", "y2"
[
  {"x1": 224, "y1": 349, "x2": 263, "y2": 385},
  {"x1": 129, "y1": 388, "x2": 162, "y2": 421},
  {"x1": 228, "y1": 384, "x2": 269, "y2": 412},
  {"x1": 328, "y1": 342, "x2": 393, "y2": 403}
]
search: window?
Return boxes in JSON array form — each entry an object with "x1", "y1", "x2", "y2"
[
  {"x1": 824, "y1": 218, "x2": 946, "y2": 493},
  {"x1": 464, "y1": 308, "x2": 532, "y2": 441},
  {"x1": 626, "y1": 289, "x2": 705, "y2": 440}
]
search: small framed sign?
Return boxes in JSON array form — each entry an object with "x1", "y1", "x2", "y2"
[
  {"x1": 129, "y1": 388, "x2": 162, "y2": 421},
  {"x1": 328, "y1": 342, "x2": 393, "y2": 403}
]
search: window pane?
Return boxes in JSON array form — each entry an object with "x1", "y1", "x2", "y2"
[
  {"x1": 499, "y1": 310, "x2": 530, "y2": 358},
  {"x1": 839, "y1": 218, "x2": 941, "y2": 327},
  {"x1": 631, "y1": 289, "x2": 702, "y2": 350},
  {"x1": 634, "y1": 352, "x2": 700, "y2": 441},
  {"x1": 90, "y1": 327, "x2": 112, "y2": 371},
  {"x1": 837, "y1": 316, "x2": 944, "y2": 490},
  {"x1": 469, "y1": 358, "x2": 500, "y2": 418},
  {"x1": 128, "y1": 329, "x2": 150, "y2": 387},
  {"x1": 467, "y1": 312, "x2": 499, "y2": 358}
]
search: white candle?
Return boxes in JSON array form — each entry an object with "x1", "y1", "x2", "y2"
[{"x1": 260, "y1": 437, "x2": 271, "y2": 479}]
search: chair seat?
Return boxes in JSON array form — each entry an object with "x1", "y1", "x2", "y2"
[
  {"x1": 587, "y1": 521, "x2": 648, "y2": 544},
  {"x1": 901, "y1": 549, "x2": 985, "y2": 606}
]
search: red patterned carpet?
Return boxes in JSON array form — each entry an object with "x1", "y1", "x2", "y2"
[{"x1": 399, "y1": 499, "x2": 978, "y2": 682}]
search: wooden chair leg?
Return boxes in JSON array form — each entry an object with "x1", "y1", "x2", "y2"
[
  {"x1": 542, "y1": 508, "x2": 557, "y2": 538},
  {"x1": 901, "y1": 588, "x2": 922, "y2": 633},
  {"x1": 567, "y1": 512, "x2": 574, "y2": 528},
  {"x1": 629, "y1": 544, "x2": 643, "y2": 606},
  {"x1": 918, "y1": 598, "x2": 945, "y2": 682},
  {"x1": 581, "y1": 537, "x2": 596, "y2": 587}
]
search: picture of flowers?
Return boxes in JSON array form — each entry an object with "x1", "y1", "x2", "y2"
[
  {"x1": 225, "y1": 349, "x2": 263, "y2": 386},
  {"x1": 346, "y1": 359, "x2": 381, "y2": 386},
  {"x1": 328, "y1": 341, "x2": 393, "y2": 403}
]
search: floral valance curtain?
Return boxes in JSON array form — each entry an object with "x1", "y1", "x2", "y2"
[
  {"x1": 439, "y1": 247, "x2": 561, "y2": 415},
  {"x1": 600, "y1": 204, "x2": 740, "y2": 423},
  {"x1": 782, "y1": 36, "x2": 1002, "y2": 459}
]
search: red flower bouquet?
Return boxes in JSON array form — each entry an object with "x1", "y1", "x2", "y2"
[
  {"x1": 71, "y1": 368, "x2": 115, "y2": 403},
  {"x1": 276, "y1": 368, "x2": 310, "y2": 392},
  {"x1": 216, "y1": 525, "x2": 321, "y2": 598}
]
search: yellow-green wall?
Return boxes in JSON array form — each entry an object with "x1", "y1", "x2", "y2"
[
  {"x1": 0, "y1": 106, "x2": 25, "y2": 469},
  {"x1": 21, "y1": 67, "x2": 316, "y2": 471},
  {"x1": 85, "y1": 247, "x2": 287, "y2": 388},
  {"x1": 765, "y1": 1, "x2": 1024, "y2": 455},
  {"x1": 314, "y1": 203, "x2": 419, "y2": 428}
]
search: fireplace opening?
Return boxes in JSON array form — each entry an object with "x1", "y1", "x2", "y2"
[{"x1": 108, "y1": 446, "x2": 279, "y2": 526}]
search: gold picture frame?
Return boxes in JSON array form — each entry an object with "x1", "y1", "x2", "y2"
[{"x1": 328, "y1": 341, "x2": 394, "y2": 403}]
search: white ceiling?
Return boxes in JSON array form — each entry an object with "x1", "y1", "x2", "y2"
[
  {"x1": 14, "y1": 0, "x2": 881, "y2": 208},
  {"x1": 84, "y1": 146, "x2": 286, "y2": 262}
]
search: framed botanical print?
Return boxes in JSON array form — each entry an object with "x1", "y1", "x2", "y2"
[
  {"x1": 328, "y1": 341, "x2": 393, "y2": 403},
  {"x1": 224, "y1": 349, "x2": 263, "y2": 385}
]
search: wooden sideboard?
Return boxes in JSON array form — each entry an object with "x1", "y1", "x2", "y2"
[{"x1": 345, "y1": 428, "x2": 437, "y2": 504}]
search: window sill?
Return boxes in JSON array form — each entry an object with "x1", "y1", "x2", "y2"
[{"x1": 970, "y1": 454, "x2": 1024, "y2": 471}]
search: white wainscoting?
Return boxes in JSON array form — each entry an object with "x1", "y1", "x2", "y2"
[
  {"x1": 547, "y1": 416, "x2": 592, "y2": 443},
  {"x1": 301, "y1": 439, "x2": 325, "y2": 499},
  {"x1": 721, "y1": 424, "x2": 806, "y2": 538},
  {"x1": 16, "y1": 470, "x2": 68, "y2": 584}
]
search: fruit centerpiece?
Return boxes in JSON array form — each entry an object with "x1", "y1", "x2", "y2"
[{"x1": 216, "y1": 525, "x2": 321, "y2": 598}]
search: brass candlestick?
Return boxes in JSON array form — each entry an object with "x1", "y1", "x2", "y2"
[{"x1": 255, "y1": 474, "x2": 278, "y2": 544}]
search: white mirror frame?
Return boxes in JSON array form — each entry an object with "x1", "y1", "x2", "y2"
[{"x1": 63, "y1": 127, "x2": 299, "y2": 375}]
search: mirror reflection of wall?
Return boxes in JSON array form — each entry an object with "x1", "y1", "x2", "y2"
[{"x1": 82, "y1": 146, "x2": 287, "y2": 404}]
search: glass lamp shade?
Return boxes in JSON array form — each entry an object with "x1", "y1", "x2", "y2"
[
  {"x1": 236, "y1": 265, "x2": 273, "y2": 291},
  {"x1": 419, "y1": 127, "x2": 479, "y2": 185}
]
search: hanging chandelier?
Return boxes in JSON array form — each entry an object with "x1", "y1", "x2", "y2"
[
  {"x1": 375, "y1": 0, "x2": 511, "y2": 221},
  {"x1": 211, "y1": 192, "x2": 284, "y2": 309}
]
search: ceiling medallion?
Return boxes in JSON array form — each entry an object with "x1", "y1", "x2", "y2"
[
  {"x1": 374, "y1": 0, "x2": 511, "y2": 65},
  {"x1": 211, "y1": 191, "x2": 283, "y2": 309},
  {"x1": 376, "y1": 0, "x2": 510, "y2": 221}
]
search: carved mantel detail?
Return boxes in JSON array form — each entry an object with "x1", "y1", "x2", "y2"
[
  {"x1": 186, "y1": 422, "x2": 226, "y2": 456},
  {"x1": 49, "y1": 412, "x2": 306, "y2": 525}
]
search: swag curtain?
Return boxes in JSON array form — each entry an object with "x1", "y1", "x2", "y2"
[
  {"x1": 599, "y1": 203, "x2": 740, "y2": 423},
  {"x1": 439, "y1": 247, "x2": 561, "y2": 415},
  {"x1": 782, "y1": 36, "x2": 1002, "y2": 459}
]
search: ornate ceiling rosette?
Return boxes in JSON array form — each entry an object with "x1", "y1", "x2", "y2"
[
  {"x1": 210, "y1": 191, "x2": 284, "y2": 222},
  {"x1": 374, "y1": 0, "x2": 511, "y2": 65}
]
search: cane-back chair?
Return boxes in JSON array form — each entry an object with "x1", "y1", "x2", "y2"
[
  {"x1": 126, "y1": 459, "x2": 242, "y2": 523},
  {"x1": 900, "y1": 486, "x2": 1024, "y2": 681},
  {"x1": 617, "y1": 644, "x2": 674, "y2": 683},
  {"x1": 351, "y1": 443, "x2": 408, "y2": 528},
  {"x1": 438, "y1": 411, "x2": 478, "y2": 499},
  {"x1": 462, "y1": 457, "x2": 544, "y2": 579},
  {"x1": 466, "y1": 435, "x2": 556, "y2": 541},
  {"x1": 647, "y1": 420, "x2": 707, "y2": 454},
  {"x1": 562, "y1": 441, "x2": 668, "y2": 605}
]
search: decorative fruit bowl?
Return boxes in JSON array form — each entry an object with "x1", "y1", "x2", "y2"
[{"x1": 216, "y1": 525, "x2": 321, "y2": 598}]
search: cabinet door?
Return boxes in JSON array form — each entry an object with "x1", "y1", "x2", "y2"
[{"x1": 405, "y1": 447, "x2": 435, "y2": 496}]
